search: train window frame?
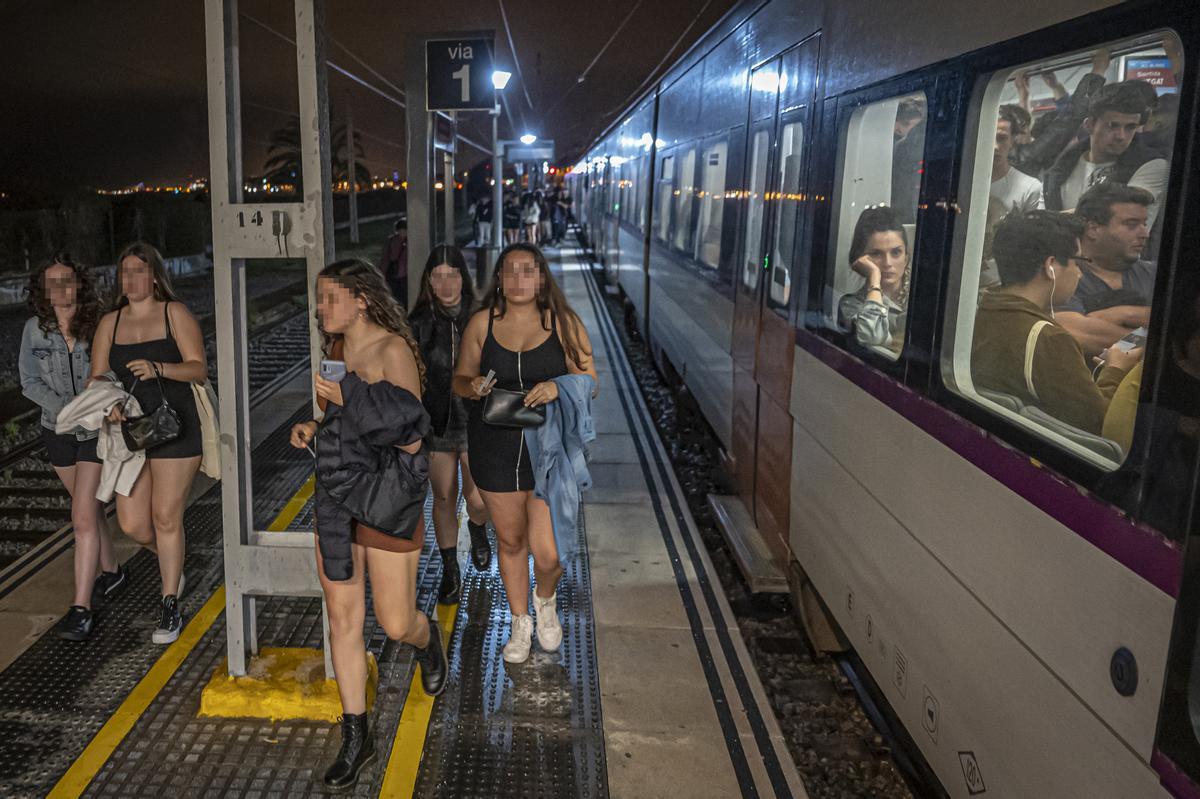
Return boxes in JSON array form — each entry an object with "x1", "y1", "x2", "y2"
[
  {"x1": 694, "y1": 140, "x2": 728, "y2": 270},
  {"x1": 822, "y1": 89, "x2": 930, "y2": 362},
  {"x1": 766, "y1": 117, "x2": 806, "y2": 316},
  {"x1": 655, "y1": 151, "x2": 675, "y2": 243},
  {"x1": 672, "y1": 148, "x2": 697, "y2": 253},
  {"x1": 940, "y1": 30, "x2": 1184, "y2": 472}
]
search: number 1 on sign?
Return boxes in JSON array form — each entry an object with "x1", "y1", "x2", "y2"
[{"x1": 452, "y1": 64, "x2": 470, "y2": 102}]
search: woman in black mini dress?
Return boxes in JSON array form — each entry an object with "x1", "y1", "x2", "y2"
[
  {"x1": 90, "y1": 242, "x2": 207, "y2": 645},
  {"x1": 454, "y1": 243, "x2": 597, "y2": 664}
]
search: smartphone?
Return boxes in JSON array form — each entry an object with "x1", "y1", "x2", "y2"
[
  {"x1": 482, "y1": 369, "x2": 497, "y2": 390},
  {"x1": 1116, "y1": 327, "x2": 1148, "y2": 353},
  {"x1": 319, "y1": 359, "x2": 347, "y2": 382}
]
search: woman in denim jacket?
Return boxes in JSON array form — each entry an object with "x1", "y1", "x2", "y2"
[{"x1": 19, "y1": 254, "x2": 124, "y2": 641}]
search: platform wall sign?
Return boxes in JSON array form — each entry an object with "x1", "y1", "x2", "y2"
[{"x1": 426, "y1": 37, "x2": 495, "y2": 111}]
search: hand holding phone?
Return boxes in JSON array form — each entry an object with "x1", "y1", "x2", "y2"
[
  {"x1": 1116, "y1": 327, "x2": 1148, "y2": 353},
  {"x1": 319, "y1": 359, "x2": 347, "y2": 383}
]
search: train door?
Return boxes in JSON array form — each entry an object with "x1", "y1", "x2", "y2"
[{"x1": 731, "y1": 37, "x2": 820, "y2": 563}]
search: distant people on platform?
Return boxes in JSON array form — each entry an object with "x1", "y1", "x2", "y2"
[
  {"x1": 408, "y1": 245, "x2": 492, "y2": 605},
  {"x1": 503, "y1": 192, "x2": 521, "y2": 245},
  {"x1": 972, "y1": 210, "x2": 1142, "y2": 435},
  {"x1": 1054, "y1": 183, "x2": 1155, "y2": 359},
  {"x1": 538, "y1": 190, "x2": 553, "y2": 246},
  {"x1": 473, "y1": 193, "x2": 494, "y2": 247},
  {"x1": 552, "y1": 187, "x2": 572, "y2": 244},
  {"x1": 19, "y1": 253, "x2": 123, "y2": 642},
  {"x1": 1043, "y1": 82, "x2": 1168, "y2": 230},
  {"x1": 379, "y1": 219, "x2": 409, "y2": 307},
  {"x1": 521, "y1": 192, "x2": 541, "y2": 245},
  {"x1": 88, "y1": 243, "x2": 215, "y2": 645},
  {"x1": 838, "y1": 206, "x2": 912, "y2": 355},
  {"x1": 890, "y1": 96, "x2": 927, "y2": 224},
  {"x1": 454, "y1": 243, "x2": 599, "y2": 664},
  {"x1": 290, "y1": 259, "x2": 446, "y2": 793}
]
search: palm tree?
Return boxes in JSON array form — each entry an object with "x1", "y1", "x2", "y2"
[{"x1": 261, "y1": 119, "x2": 370, "y2": 191}]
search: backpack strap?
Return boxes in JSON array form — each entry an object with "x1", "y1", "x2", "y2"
[{"x1": 1024, "y1": 320, "x2": 1051, "y2": 401}]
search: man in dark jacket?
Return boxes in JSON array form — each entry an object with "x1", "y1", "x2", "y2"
[{"x1": 378, "y1": 220, "x2": 408, "y2": 307}]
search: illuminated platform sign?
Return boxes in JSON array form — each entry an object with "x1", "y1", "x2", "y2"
[
  {"x1": 426, "y1": 37, "x2": 496, "y2": 111},
  {"x1": 504, "y1": 142, "x2": 555, "y2": 162}
]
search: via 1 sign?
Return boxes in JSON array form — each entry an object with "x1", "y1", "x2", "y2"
[{"x1": 426, "y1": 37, "x2": 495, "y2": 111}]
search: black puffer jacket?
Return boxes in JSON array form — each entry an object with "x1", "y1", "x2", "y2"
[
  {"x1": 315, "y1": 373, "x2": 430, "y2": 581},
  {"x1": 410, "y1": 302, "x2": 472, "y2": 437}
]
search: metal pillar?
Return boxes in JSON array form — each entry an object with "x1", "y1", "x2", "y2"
[
  {"x1": 405, "y1": 34, "x2": 433, "y2": 309},
  {"x1": 204, "y1": 0, "x2": 334, "y2": 678},
  {"x1": 492, "y1": 109, "x2": 503, "y2": 264}
]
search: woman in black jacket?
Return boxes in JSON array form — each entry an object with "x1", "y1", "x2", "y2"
[
  {"x1": 289, "y1": 259, "x2": 447, "y2": 794},
  {"x1": 409, "y1": 245, "x2": 491, "y2": 604}
]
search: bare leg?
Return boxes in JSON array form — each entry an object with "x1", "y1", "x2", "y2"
[
  {"x1": 366, "y1": 543, "x2": 429, "y2": 648},
  {"x1": 429, "y1": 451, "x2": 461, "y2": 551},
  {"x1": 115, "y1": 466, "x2": 155, "y2": 553},
  {"x1": 525, "y1": 494, "x2": 562, "y2": 599},
  {"x1": 317, "y1": 541, "x2": 370, "y2": 714},
  {"x1": 458, "y1": 453, "x2": 487, "y2": 526},
  {"x1": 480, "y1": 488, "x2": 531, "y2": 616},
  {"x1": 148, "y1": 456, "x2": 201, "y2": 596},
  {"x1": 67, "y1": 462, "x2": 116, "y2": 608}
]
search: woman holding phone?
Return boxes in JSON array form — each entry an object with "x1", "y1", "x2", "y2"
[
  {"x1": 453, "y1": 243, "x2": 598, "y2": 664},
  {"x1": 289, "y1": 259, "x2": 446, "y2": 793},
  {"x1": 409, "y1": 245, "x2": 491, "y2": 604}
]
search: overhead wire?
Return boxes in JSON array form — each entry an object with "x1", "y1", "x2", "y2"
[
  {"x1": 542, "y1": 0, "x2": 646, "y2": 119},
  {"x1": 496, "y1": 0, "x2": 535, "y2": 120}
]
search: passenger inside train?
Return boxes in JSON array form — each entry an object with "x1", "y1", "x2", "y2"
[
  {"x1": 837, "y1": 206, "x2": 911, "y2": 354},
  {"x1": 971, "y1": 209, "x2": 1142, "y2": 436}
]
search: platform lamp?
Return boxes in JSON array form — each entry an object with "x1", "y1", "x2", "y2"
[{"x1": 490, "y1": 70, "x2": 513, "y2": 265}]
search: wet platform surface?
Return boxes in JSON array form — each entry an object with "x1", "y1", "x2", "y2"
[{"x1": 0, "y1": 243, "x2": 806, "y2": 798}]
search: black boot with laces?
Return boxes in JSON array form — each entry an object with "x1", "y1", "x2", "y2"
[
  {"x1": 322, "y1": 712, "x2": 375, "y2": 793},
  {"x1": 413, "y1": 617, "x2": 448, "y2": 697},
  {"x1": 467, "y1": 520, "x2": 491, "y2": 571},
  {"x1": 438, "y1": 548, "x2": 461, "y2": 604}
]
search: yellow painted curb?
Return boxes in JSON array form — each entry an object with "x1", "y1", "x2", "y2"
[{"x1": 379, "y1": 604, "x2": 458, "y2": 797}]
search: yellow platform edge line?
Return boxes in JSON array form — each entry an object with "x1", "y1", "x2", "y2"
[
  {"x1": 379, "y1": 604, "x2": 458, "y2": 798},
  {"x1": 47, "y1": 473, "x2": 316, "y2": 799}
]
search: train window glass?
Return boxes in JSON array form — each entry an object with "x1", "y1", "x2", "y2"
[
  {"x1": 656, "y1": 153, "x2": 674, "y2": 243},
  {"x1": 695, "y1": 141, "x2": 728, "y2": 269},
  {"x1": 637, "y1": 156, "x2": 649, "y2": 232},
  {"x1": 768, "y1": 121, "x2": 804, "y2": 313},
  {"x1": 673, "y1": 148, "x2": 697, "y2": 252},
  {"x1": 941, "y1": 32, "x2": 1183, "y2": 471},
  {"x1": 742, "y1": 129, "x2": 770, "y2": 291},
  {"x1": 825, "y1": 92, "x2": 927, "y2": 361}
]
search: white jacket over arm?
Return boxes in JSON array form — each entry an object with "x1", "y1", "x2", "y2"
[{"x1": 56, "y1": 381, "x2": 146, "y2": 501}]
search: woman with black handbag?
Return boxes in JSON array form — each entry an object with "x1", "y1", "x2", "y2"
[
  {"x1": 89, "y1": 242, "x2": 206, "y2": 645},
  {"x1": 453, "y1": 243, "x2": 598, "y2": 664},
  {"x1": 289, "y1": 259, "x2": 447, "y2": 794},
  {"x1": 409, "y1": 245, "x2": 491, "y2": 604}
]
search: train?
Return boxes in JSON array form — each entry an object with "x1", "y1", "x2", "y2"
[{"x1": 566, "y1": 0, "x2": 1200, "y2": 796}]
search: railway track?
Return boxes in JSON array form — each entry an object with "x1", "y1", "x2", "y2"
[{"x1": 0, "y1": 304, "x2": 312, "y2": 574}]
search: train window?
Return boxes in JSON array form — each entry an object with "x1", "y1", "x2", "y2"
[
  {"x1": 941, "y1": 32, "x2": 1183, "y2": 470},
  {"x1": 825, "y1": 92, "x2": 927, "y2": 361},
  {"x1": 656, "y1": 153, "x2": 674, "y2": 243},
  {"x1": 767, "y1": 121, "x2": 804, "y2": 313},
  {"x1": 742, "y1": 129, "x2": 770, "y2": 291},
  {"x1": 673, "y1": 148, "x2": 696, "y2": 253},
  {"x1": 637, "y1": 156, "x2": 649, "y2": 231},
  {"x1": 695, "y1": 141, "x2": 728, "y2": 269}
]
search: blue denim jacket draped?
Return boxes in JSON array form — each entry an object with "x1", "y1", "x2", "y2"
[
  {"x1": 523, "y1": 374, "x2": 597, "y2": 561},
  {"x1": 19, "y1": 317, "x2": 93, "y2": 432}
]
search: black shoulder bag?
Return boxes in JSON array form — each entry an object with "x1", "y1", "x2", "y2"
[
  {"x1": 122, "y1": 364, "x2": 182, "y2": 452},
  {"x1": 482, "y1": 388, "x2": 546, "y2": 428}
]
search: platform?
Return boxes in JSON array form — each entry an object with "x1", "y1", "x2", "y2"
[{"x1": 0, "y1": 243, "x2": 805, "y2": 798}]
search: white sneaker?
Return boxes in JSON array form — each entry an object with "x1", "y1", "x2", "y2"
[
  {"x1": 533, "y1": 591, "x2": 562, "y2": 652},
  {"x1": 502, "y1": 615, "x2": 534, "y2": 664}
]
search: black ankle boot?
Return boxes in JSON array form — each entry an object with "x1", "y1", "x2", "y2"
[
  {"x1": 413, "y1": 617, "x2": 448, "y2": 697},
  {"x1": 322, "y1": 712, "x2": 375, "y2": 793},
  {"x1": 468, "y1": 521, "x2": 491, "y2": 571},
  {"x1": 438, "y1": 549, "x2": 461, "y2": 604}
]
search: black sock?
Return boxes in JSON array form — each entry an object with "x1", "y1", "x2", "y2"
[
  {"x1": 439, "y1": 546, "x2": 458, "y2": 566},
  {"x1": 467, "y1": 519, "x2": 486, "y2": 533}
]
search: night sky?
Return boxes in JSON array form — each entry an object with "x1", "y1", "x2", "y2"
[{"x1": 1, "y1": 0, "x2": 737, "y2": 198}]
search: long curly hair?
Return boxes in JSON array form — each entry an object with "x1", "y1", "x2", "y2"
[
  {"x1": 317, "y1": 258, "x2": 426, "y2": 388},
  {"x1": 410, "y1": 244, "x2": 477, "y2": 319},
  {"x1": 114, "y1": 241, "x2": 182, "y2": 307},
  {"x1": 27, "y1": 252, "x2": 101, "y2": 341},
  {"x1": 485, "y1": 242, "x2": 591, "y2": 370}
]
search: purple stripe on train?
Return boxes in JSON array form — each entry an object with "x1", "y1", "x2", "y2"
[
  {"x1": 795, "y1": 330, "x2": 1184, "y2": 599},
  {"x1": 1153, "y1": 750, "x2": 1200, "y2": 799}
]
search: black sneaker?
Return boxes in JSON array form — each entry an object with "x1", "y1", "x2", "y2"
[
  {"x1": 152, "y1": 595, "x2": 182, "y2": 644},
  {"x1": 56, "y1": 606, "x2": 94, "y2": 642},
  {"x1": 91, "y1": 565, "x2": 128, "y2": 609}
]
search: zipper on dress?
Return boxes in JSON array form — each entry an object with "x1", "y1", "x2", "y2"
[{"x1": 515, "y1": 350, "x2": 524, "y2": 488}]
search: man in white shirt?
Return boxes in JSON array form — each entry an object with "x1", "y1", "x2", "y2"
[
  {"x1": 980, "y1": 106, "x2": 1044, "y2": 288},
  {"x1": 1044, "y1": 82, "x2": 1167, "y2": 231}
]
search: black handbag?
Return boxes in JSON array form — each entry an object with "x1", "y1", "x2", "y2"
[
  {"x1": 344, "y1": 444, "x2": 429, "y2": 538},
  {"x1": 482, "y1": 387, "x2": 546, "y2": 428},
  {"x1": 121, "y1": 366, "x2": 182, "y2": 452}
]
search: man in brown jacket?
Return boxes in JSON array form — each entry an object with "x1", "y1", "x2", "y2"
[{"x1": 971, "y1": 210, "x2": 1142, "y2": 435}]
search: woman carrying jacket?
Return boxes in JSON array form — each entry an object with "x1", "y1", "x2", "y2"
[
  {"x1": 409, "y1": 245, "x2": 491, "y2": 604},
  {"x1": 19, "y1": 253, "x2": 123, "y2": 641},
  {"x1": 290, "y1": 259, "x2": 447, "y2": 794}
]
